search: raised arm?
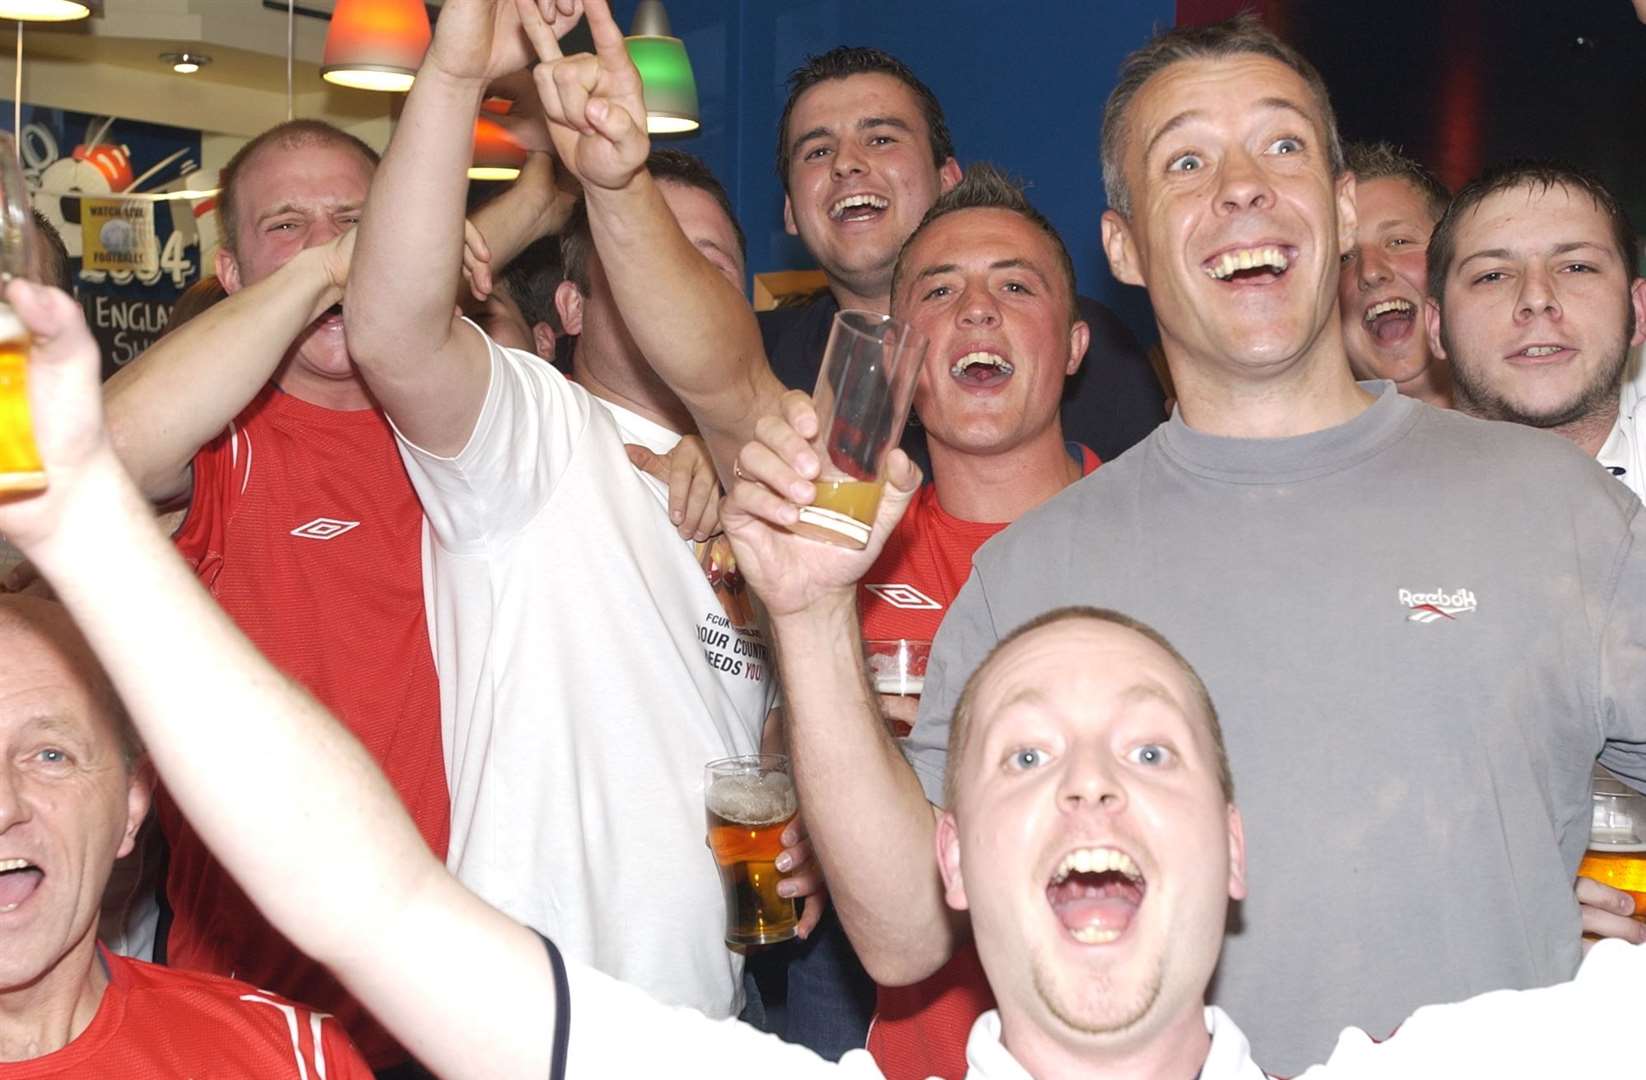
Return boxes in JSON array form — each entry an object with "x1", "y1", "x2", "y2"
[
  {"x1": 464, "y1": 151, "x2": 580, "y2": 300},
  {"x1": 2, "y1": 278, "x2": 557, "y2": 1080},
  {"x1": 346, "y1": 0, "x2": 581, "y2": 457},
  {"x1": 524, "y1": 0, "x2": 783, "y2": 477},
  {"x1": 721, "y1": 392, "x2": 961, "y2": 984},
  {"x1": 102, "y1": 234, "x2": 351, "y2": 504}
]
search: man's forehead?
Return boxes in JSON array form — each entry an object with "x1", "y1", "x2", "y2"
[
  {"x1": 1130, "y1": 53, "x2": 1320, "y2": 146},
  {"x1": 242, "y1": 140, "x2": 372, "y2": 197},
  {"x1": 973, "y1": 619, "x2": 1194, "y2": 720},
  {"x1": 1359, "y1": 178, "x2": 1438, "y2": 229},
  {"x1": 904, "y1": 209, "x2": 1055, "y2": 281},
  {"x1": 794, "y1": 72, "x2": 928, "y2": 134}
]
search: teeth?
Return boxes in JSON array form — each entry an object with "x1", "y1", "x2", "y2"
[
  {"x1": 830, "y1": 193, "x2": 889, "y2": 219},
  {"x1": 1204, "y1": 245, "x2": 1290, "y2": 280},
  {"x1": 1050, "y1": 847, "x2": 1143, "y2": 885},
  {"x1": 1522, "y1": 345, "x2": 1563, "y2": 357},
  {"x1": 0, "y1": 858, "x2": 32, "y2": 872},
  {"x1": 1070, "y1": 926, "x2": 1122, "y2": 945},
  {"x1": 950, "y1": 351, "x2": 1014, "y2": 379},
  {"x1": 1363, "y1": 298, "x2": 1414, "y2": 322}
]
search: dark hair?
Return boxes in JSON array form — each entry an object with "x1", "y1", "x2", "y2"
[
  {"x1": 1428, "y1": 161, "x2": 1640, "y2": 304},
  {"x1": 164, "y1": 275, "x2": 229, "y2": 334},
  {"x1": 890, "y1": 163, "x2": 1078, "y2": 322},
  {"x1": 775, "y1": 46, "x2": 955, "y2": 193},
  {"x1": 29, "y1": 209, "x2": 71, "y2": 292},
  {"x1": 1100, "y1": 13, "x2": 1345, "y2": 217},
  {"x1": 1344, "y1": 141, "x2": 1450, "y2": 222},
  {"x1": 497, "y1": 235, "x2": 565, "y2": 335},
  {"x1": 944, "y1": 606, "x2": 1234, "y2": 809},
  {"x1": 216, "y1": 120, "x2": 379, "y2": 257},
  {"x1": 560, "y1": 149, "x2": 745, "y2": 294}
]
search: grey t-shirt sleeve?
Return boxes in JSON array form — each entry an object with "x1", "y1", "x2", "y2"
[
  {"x1": 905, "y1": 567, "x2": 1002, "y2": 807},
  {"x1": 1598, "y1": 498, "x2": 1646, "y2": 788}
]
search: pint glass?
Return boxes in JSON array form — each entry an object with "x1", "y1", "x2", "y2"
[
  {"x1": 1578, "y1": 772, "x2": 1646, "y2": 920},
  {"x1": 704, "y1": 754, "x2": 799, "y2": 946},
  {"x1": 0, "y1": 133, "x2": 43, "y2": 494},
  {"x1": 789, "y1": 311, "x2": 926, "y2": 549},
  {"x1": 865, "y1": 638, "x2": 930, "y2": 737}
]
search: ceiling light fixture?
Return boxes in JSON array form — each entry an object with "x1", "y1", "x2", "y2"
[
  {"x1": 160, "y1": 51, "x2": 212, "y2": 75},
  {"x1": 321, "y1": 0, "x2": 430, "y2": 93},
  {"x1": 0, "y1": 0, "x2": 91, "y2": 22},
  {"x1": 469, "y1": 107, "x2": 526, "y2": 182},
  {"x1": 624, "y1": 0, "x2": 699, "y2": 135}
]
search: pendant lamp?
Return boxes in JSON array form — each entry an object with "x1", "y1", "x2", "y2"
[
  {"x1": 624, "y1": 0, "x2": 699, "y2": 134},
  {"x1": 0, "y1": 0, "x2": 90, "y2": 21},
  {"x1": 321, "y1": 0, "x2": 431, "y2": 93},
  {"x1": 469, "y1": 112, "x2": 526, "y2": 181}
]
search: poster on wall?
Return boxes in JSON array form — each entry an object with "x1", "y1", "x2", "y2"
[{"x1": 4, "y1": 104, "x2": 209, "y2": 379}]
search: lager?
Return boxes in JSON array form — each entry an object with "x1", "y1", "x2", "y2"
[
  {"x1": 793, "y1": 479, "x2": 884, "y2": 550},
  {"x1": 705, "y1": 765, "x2": 798, "y2": 947},
  {"x1": 0, "y1": 309, "x2": 44, "y2": 493},
  {"x1": 1578, "y1": 846, "x2": 1646, "y2": 920}
]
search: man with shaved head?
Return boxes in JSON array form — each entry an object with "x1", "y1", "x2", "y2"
[{"x1": 0, "y1": 595, "x2": 372, "y2": 1076}]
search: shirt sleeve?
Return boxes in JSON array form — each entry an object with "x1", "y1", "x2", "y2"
[
  {"x1": 319, "y1": 1017, "x2": 380, "y2": 1080},
  {"x1": 391, "y1": 320, "x2": 591, "y2": 554},
  {"x1": 905, "y1": 567, "x2": 1003, "y2": 807},
  {"x1": 1598, "y1": 497, "x2": 1646, "y2": 786},
  {"x1": 1294, "y1": 939, "x2": 1646, "y2": 1077}
]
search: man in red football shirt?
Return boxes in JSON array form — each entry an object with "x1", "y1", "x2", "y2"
[{"x1": 0, "y1": 594, "x2": 373, "y2": 1078}]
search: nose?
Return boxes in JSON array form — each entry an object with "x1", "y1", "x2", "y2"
[
  {"x1": 1357, "y1": 246, "x2": 1390, "y2": 292},
  {"x1": 956, "y1": 282, "x2": 1000, "y2": 329},
  {"x1": 1215, "y1": 148, "x2": 1274, "y2": 214},
  {"x1": 304, "y1": 217, "x2": 341, "y2": 249},
  {"x1": 1057, "y1": 745, "x2": 1127, "y2": 816},
  {"x1": 1515, "y1": 265, "x2": 1562, "y2": 323},
  {"x1": 831, "y1": 141, "x2": 867, "y2": 181},
  {"x1": 0, "y1": 763, "x2": 29, "y2": 834}
]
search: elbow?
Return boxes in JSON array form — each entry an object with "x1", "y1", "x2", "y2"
[{"x1": 846, "y1": 919, "x2": 955, "y2": 987}]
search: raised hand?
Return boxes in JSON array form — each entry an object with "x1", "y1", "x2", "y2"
[
  {"x1": 721, "y1": 389, "x2": 922, "y2": 620},
  {"x1": 515, "y1": 0, "x2": 650, "y2": 191},
  {"x1": 425, "y1": 0, "x2": 583, "y2": 86}
]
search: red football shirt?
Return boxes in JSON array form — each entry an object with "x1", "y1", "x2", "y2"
[
  {"x1": 0, "y1": 948, "x2": 373, "y2": 1078},
  {"x1": 862, "y1": 444, "x2": 1099, "y2": 1080},
  {"x1": 165, "y1": 385, "x2": 447, "y2": 1068}
]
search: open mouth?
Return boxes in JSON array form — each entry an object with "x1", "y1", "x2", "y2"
[
  {"x1": 1203, "y1": 245, "x2": 1293, "y2": 284},
  {"x1": 1362, "y1": 297, "x2": 1416, "y2": 345},
  {"x1": 1509, "y1": 343, "x2": 1573, "y2": 362},
  {"x1": 829, "y1": 193, "x2": 889, "y2": 223},
  {"x1": 1046, "y1": 846, "x2": 1146, "y2": 944},
  {"x1": 0, "y1": 858, "x2": 43, "y2": 914},
  {"x1": 949, "y1": 350, "x2": 1014, "y2": 390}
]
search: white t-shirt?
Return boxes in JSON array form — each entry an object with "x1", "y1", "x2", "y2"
[
  {"x1": 561, "y1": 939, "x2": 1645, "y2": 1078},
  {"x1": 396, "y1": 326, "x2": 771, "y2": 1018},
  {"x1": 1598, "y1": 339, "x2": 1646, "y2": 502}
]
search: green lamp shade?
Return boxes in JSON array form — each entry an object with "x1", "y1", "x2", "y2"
[{"x1": 625, "y1": 36, "x2": 700, "y2": 134}]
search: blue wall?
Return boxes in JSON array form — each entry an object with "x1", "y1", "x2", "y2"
[{"x1": 630, "y1": 0, "x2": 1175, "y2": 341}]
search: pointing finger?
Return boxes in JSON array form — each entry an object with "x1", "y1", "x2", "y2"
[
  {"x1": 513, "y1": 0, "x2": 564, "y2": 63},
  {"x1": 582, "y1": 0, "x2": 628, "y2": 64}
]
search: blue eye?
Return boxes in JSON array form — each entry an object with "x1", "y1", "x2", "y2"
[
  {"x1": 1167, "y1": 153, "x2": 1203, "y2": 173},
  {"x1": 1127, "y1": 744, "x2": 1172, "y2": 767},
  {"x1": 1268, "y1": 137, "x2": 1303, "y2": 155},
  {"x1": 1008, "y1": 747, "x2": 1048, "y2": 771}
]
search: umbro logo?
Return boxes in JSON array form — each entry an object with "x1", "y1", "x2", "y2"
[
  {"x1": 1398, "y1": 586, "x2": 1477, "y2": 623},
  {"x1": 290, "y1": 518, "x2": 360, "y2": 541},
  {"x1": 865, "y1": 583, "x2": 942, "y2": 611}
]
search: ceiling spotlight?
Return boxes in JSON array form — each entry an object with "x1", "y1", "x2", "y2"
[{"x1": 161, "y1": 52, "x2": 212, "y2": 75}]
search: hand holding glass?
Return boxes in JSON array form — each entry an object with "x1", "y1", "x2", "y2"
[
  {"x1": 1578, "y1": 772, "x2": 1646, "y2": 921},
  {"x1": 705, "y1": 754, "x2": 799, "y2": 946}
]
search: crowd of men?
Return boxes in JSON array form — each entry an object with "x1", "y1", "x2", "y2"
[{"x1": 1, "y1": 0, "x2": 1643, "y2": 1077}]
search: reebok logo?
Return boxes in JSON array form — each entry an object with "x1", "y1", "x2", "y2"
[
  {"x1": 1398, "y1": 586, "x2": 1477, "y2": 623},
  {"x1": 865, "y1": 583, "x2": 942, "y2": 611},
  {"x1": 290, "y1": 518, "x2": 360, "y2": 541}
]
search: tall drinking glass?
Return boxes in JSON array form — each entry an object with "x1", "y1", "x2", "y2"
[
  {"x1": 0, "y1": 132, "x2": 43, "y2": 494},
  {"x1": 1579, "y1": 772, "x2": 1646, "y2": 921},
  {"x1": 704, "y1": 753, "x2": 799, "y2": 947},
  {"x1": 788, "y1": 310, "x2": 926, "y2": 549}
]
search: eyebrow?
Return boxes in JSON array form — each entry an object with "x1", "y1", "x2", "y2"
[
  {"x1": 914, "y1": 258, "x2": 1051, "y2": 283},
  {"x1": 20, "y1": 714, "x2": 93, "y2": 746},
  {"x1": 1143, "y1": 96, "x2": 1315, "y2": 163},
  {"x1": 791, "y1": 115, "x2": 916, "y2": 156},
  {"x1": 1457, "y1": 240, "x2": 1613, "y2": 271},
  {"x1": 255, "y1": 200, "x2": 361, "y2": 224}
]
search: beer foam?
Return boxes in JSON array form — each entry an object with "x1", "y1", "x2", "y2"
[{"x1": 708, "y1": 772, "x2": 797, "y2": 826}]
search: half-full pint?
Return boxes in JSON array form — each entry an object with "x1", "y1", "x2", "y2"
[
  {"x1": 705, "y1": 755, "x2": 798, "y2": 947},
  {"x1": 1578, "y1": 847, "x2": 1646, "y2": 920},
  {"x1": 1579, "y1": 773, "x2": 1646, "y2": 922},
  {"x1": 0, "y1": 304, "x2": 44, "y2": 493}
]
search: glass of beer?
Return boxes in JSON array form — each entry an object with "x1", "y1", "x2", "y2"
[
  {"x1": 705, "y1": 753, "x2": 799, "y2": 947},
  {"x1": 865, "y1": 638, "x2": 929, "y2": 737},
  {"x1": 0, "y1": 132, "x2": 43, "y2": 494},
  {"x1": 788, "y1": 310, "x2": 926, "y2": 549},
  {"x1": 1578, "y1": 771, "x2": 1646, "y2": 921}
]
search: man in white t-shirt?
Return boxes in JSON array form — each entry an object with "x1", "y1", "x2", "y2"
[{"x1": 342, "y1": 0, "x2": 798, "y2": 1020}]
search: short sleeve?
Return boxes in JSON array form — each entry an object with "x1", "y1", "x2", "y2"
[
  {"x1": 905, "y1": 567, "x2": 1002, "y2": 807},
  {"x1": 1598, "y1": 499, "x2": 1646, "y2": 787},
  {"x1": 392, "y1": 322, "x2": 591, "y2": 553}
]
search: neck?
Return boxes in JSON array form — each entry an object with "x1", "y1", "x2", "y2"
[
  {"x1": 1168, "y1": 334, "x2": 1374, "y2": 438},
  {"x1": 572, "y1": 344, "x2": 693, "y2": 435},
  {"x1": 1556, "y1": 399, "x2": 1621, "y2": 458},
  {"x1": 825, "y1": 275, "x2": 891, "y2": 316},
  {"x1": 0, "y1": 938, "x2": 107, "y2": 1062},
  {"x1": 271, "y1": 353, "x2": 375, "y2": 412},
  {"x1": 1000, "y1": 1002, "x2": 1212, "y2": 1080},
  {"x1": 927, "y1": 424, "x2": 1082, "y2": 523}
]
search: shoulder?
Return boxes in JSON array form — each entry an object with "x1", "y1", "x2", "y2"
[{"x1": 1414, "y1": 405, "x2": 1637, "y2": 509}]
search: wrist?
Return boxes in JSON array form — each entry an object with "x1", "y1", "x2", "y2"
[
  {"x1": 414, "y1": 61, "x2": 492, "y2": 97},
  {"x1": 21, "y1": 452, "x2": 148, "y2": 574},
  {"x1": 769, "y1": 588, "x2": 859, "y2": 636}
]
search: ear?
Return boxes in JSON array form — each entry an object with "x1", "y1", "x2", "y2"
[
  {"x1": 935, "y1": 809, "x2": 970, "y2": 912},
  {"x1": 1334, "y1": 171, "x2": 1358, "y2": 262},
  {"x1": 554, "y1": 281, "x2": 584, "y2": 337},
  {"x1": 1629, "y1": 278, "x2": 1646, "y2": 348},
  {"x1": 938, "y1": 157, "x2": 963, "y2": 195},
  {"x1": 1424, "y1": 296, "x2": 1447, "y2": 361},
  {"x1": 1101, "y1": 209, "x2": 1144, "y2": 287},
  {"x1": 1065, "y1": 318, "x2": 1091, "y2": 377},
  {"x1": 783, "y1": 194, "x2": 799, "y2": 238},
  {"x1": 118, "y1": 761, "x2": 155, "y2": 860},
  {"x1": 215, "y1": 247, "x2": 243, "y2": 295},
  {"x1": 1225, "y1": 804, "x2": 1248, "y2": 902},
  {"x1": 531, "y1": 321, "x2": 558, "y2": 361}
]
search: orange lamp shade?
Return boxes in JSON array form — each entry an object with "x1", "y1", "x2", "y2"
[
  {"x1": 470, "y1": 116, "x2": 527, "y2": 181},
  {"x1": 322, "y1": 0, "x2": 432, "y2": 92}
]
